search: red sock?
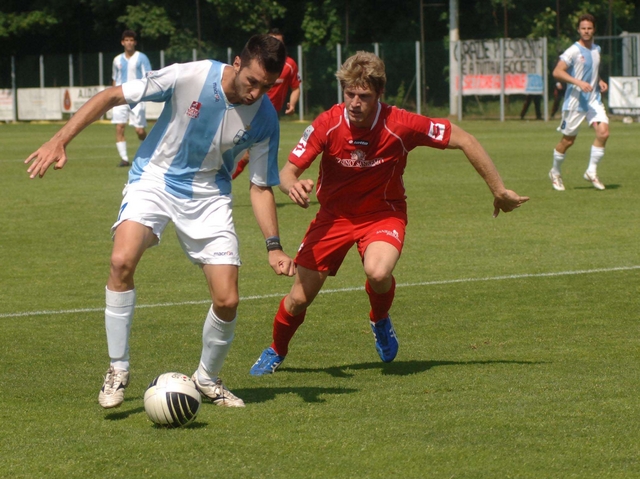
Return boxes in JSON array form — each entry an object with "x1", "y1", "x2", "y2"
[
  {"x1": 271, "y1": 297, "x2": 306, "y2": 356},
  {"x1": 365, "y1": 276, "x2": 396, "y2": 322},
  {"x1": 232, "y1": 158, "x2": 249, "y2": 179}
]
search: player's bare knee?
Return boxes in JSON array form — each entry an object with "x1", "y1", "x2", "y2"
[
  {"x1": 286, "y1": 293, "x2": 312, "y2": 315},
  {"x1": 213, "y1": 295, "x2": 239, "y2": 315},
  {"x1": 365, "y1": 266, "x2": 393, "y2": 288},
  {"x1": 109, "y1": 253, "x2": 136, "y2": 283}
]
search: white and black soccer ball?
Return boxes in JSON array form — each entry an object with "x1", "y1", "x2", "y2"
[{"x1": 144, "y1": 372, "x2": 201, "y2": 428}]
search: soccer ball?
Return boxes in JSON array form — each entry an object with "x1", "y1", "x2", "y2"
[{"x1": 144, "y1": 372, "x2": 202, "y2": 428}]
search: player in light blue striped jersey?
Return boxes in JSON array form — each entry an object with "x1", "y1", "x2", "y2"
[
  {"x1": 112, "y1": 30, "x2": 152, "y2": 167},
  {"x1": 26, "y1": 34, "x2": 296, "y2": 409},
  {"x1": 549, "y1": 14, "x2": 609, "y2": 191}
]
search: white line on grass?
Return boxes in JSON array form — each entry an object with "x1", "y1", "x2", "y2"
[{"x1": 2, "y1": 265, "x2": 638, "y2": 319}]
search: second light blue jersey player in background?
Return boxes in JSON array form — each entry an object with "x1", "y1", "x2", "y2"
[
  {"x1": 112, "y1": 30, "x2": 152, "y2": 167},
  {"x1": 548, "y1": 13, "x2": 610, "y2": 191}
]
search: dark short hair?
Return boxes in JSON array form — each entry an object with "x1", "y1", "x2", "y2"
[
  {"x1": 122, "y1": 30, "x2": 137, "y2": 40},
  {"x1": 268, "y1": 28, "x2": 283, "y2": 38},
  {"x1": 577, "y1": 14, "x2": 596, "y2": 29},
  {"x1": 239, "y1": 34, "x2": 286, "y2": 76}
]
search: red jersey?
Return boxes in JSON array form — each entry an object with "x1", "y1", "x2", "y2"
[
  {"x1": 267, "y1": 56, "x2": 301, "y2": 112},
  {"x1": 289, "y1": 102, "x2": 451, "y2": 218}
]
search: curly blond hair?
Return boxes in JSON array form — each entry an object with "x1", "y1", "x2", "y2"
[{"x1": 335, "y1": 51, "x2": 386, "y2": 95}]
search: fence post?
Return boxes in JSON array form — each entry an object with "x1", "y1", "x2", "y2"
[
  {"x1": 69, "y1": 54, "x2": 74, "y2": 87},
  {"x1": 160, "y1": 50, "x2": 165, "y2": 69},
  {"x1": 499, "y1": 38, "x2": 504, "y2": 122},
  {"x1": 457, "y1": 41, "x2": 462, "y2": 121},
  {"x1": 227, "y1": 47, "x2": 232, "y2": 65},
  {"x1": 99, "y1": 52, "x2": 104, "y2": 86},
  {"x1": 11, "y1": 55, "x2": 17, "y2": 122},
  {"x1": 192, "y1": 48, "x2": 197, "y2": 62},
  {"x1": 297, "y1": 44, "x2": 304, "y2": 122},
  {"x1": 39, "y1": 55, "x2": 44, "y2": 88},
  {"x1": 543, "y1": 37, "x2": 548, "y2": 121},
  {"x1": 336, "y1": 43, "x2": 342, "y2": 104},
  {"x1": 415, "y1": 41, "x2": 421, "y2": 115}
]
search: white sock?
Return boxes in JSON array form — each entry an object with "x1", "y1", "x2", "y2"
[
  {"x1": 197, "y1": 306, "x2": 237, "y2": 384},
  {"x1": 587, "y1": 146, "x2": 605, "y2": 175},
  {"x1": 105, "y1": 287, "x2": 136, "y2": 371},
  {"x1": 552, "y1": 149, "x2": 565, "y2": 174},
  {"x1": 116, "y1": 141, "x2": 128, "y2": 162}
]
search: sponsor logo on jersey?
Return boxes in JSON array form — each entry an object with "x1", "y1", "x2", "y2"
[
  {"x1": 233, "y1": 129, "x2": 250, "y2": 145},
  {"x1": 336, "y1": 149, "x2": 383, "y2": 168},
  {"x1": 350, "y1": 139, "x2": 369, "y2": 146},
  {"x1": 292, "y1": 125, "x2": 314, "y2": 157},
  {"x1": 428, "y1": 122, "x2": 446, "y2": 141},
  {"x1": 186, "y1": 101, "x2": 202, "y2": 119},
  {"x1": 213, "y1": 82, "x2": 221, "y2": 101},
  {"x1": 213, "y1": 251, "x2": 234, "y2": 256}
]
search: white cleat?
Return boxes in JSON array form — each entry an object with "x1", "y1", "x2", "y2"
[
  {"x1": 191, "y1": 374, "x2": 245, "y2": 407},
  {"x1": 98, "y1": 366, "x2": 129, "y2": 408},
  {"x1": 549, "y1": 170, "x2": 565, "y2": 191},
  {"x1": 583, "y1": 171, "x2": 605, "y2": 190}
]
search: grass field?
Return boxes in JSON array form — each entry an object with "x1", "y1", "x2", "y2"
[{"x1": 1, "y1": 117, "x2": 639, "y2": 478}]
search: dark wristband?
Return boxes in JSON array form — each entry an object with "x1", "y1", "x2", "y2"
[{"x1": 266, "y1": 236, "x2": 283, "y2": 252}]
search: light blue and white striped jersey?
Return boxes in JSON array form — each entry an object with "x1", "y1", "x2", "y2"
[
  {"x1": 560, "y1": 42, "x2": 602, "y2": 112},
  {"x1": 112, "y1": 51, "x2": 152, "y2": 86},
  {"x1": 121, "y1": 60, "x2": 280, "y2": 199}
]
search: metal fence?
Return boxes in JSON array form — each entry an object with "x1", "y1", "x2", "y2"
[{"x1": 1, "y1": 34, "x2": 638, "y2": 121}]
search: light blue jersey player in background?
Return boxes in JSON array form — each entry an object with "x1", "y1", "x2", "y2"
[
  {"x1": 26, "y1": 34, "x2": 296, "y2": 410},
  {"x1": 549, "y1": 13, "x2": 610, "y2": 191},
  {"x1": 112, "y1": 30, "x2": 152, "y2": 167}
]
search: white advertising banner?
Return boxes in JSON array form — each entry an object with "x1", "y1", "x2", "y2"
[
  {"x1": 60, "y1": 86, "x2": 106, "y2": 113},
  {"x1": 0, "y1": 89, "x2": 14, "y2": 121},
  {"x1": 608, "y1": 76, "x2": 640, "y2": 115},
  {"x1": 454, "y1": 38, "x2": 544, "y2": 96},
  {"x1": 17, "y1": 88, "x2": 63, "y2": 120}
]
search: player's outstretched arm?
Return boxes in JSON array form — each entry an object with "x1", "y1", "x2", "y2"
[
  {"x1": 25, "y1": 86, "x2": 127, "y2": 179},
  {"x1": 446, "y1": 123, "x2": 529, "y2": 218},
  {"x1": 249, "y1": 183, "x2": 296, "y2": 276},
  {"x1": 279, "y1": 161, "x2": 314, "y2": 208}
]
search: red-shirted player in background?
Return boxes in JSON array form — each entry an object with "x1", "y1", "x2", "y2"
[
  {"x1": 250, "y1": 51, "x2": 529, "y2": 375},
  {"x1": 233, "y1": 28, "x2": 301, "y2": 179}
]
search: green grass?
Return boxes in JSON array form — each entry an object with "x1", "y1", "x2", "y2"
[{"x1": 1, "y1": 118, "x2": 639, "y2": 478}]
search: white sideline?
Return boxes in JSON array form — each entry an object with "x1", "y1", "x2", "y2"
[{"x1": 2, "y1": 265, "x2": 638, "y2": 319}]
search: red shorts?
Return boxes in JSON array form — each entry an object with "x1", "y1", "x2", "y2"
[{"x1": 295, "y1": 210, "x2": 407, "y2": 276}]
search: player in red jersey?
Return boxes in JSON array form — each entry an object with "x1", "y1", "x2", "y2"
[
  {"x1": 233, "y1": 28, "x2": 301, "y2": 179},
  {"x1": 250, "y1": 51, "x2": 529, "y2": 375}
]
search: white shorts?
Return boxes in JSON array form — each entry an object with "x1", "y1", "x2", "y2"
[
  {"x1": 557, "y1": 102, "x2": 608, "y2": 136},
  {"x1": 111, "y1": 103, "x2": 147, "y2": 128},
  {"x1": 111, "y1": 182, "x2": 241, "y2": 266}
]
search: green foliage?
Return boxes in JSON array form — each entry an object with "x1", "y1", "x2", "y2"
[
  {"x1": 301, "y1": 0, "x2": 342, "y2": 48},
  {"x1": 207, "y1": 0, "x2": 287, "y2": 33},
  {"x1": 116, "y1": 3, "x2": 176, "y2": 41},
  {"x1": 0, "y1": 10, "x2": 58, "y2": 38}
]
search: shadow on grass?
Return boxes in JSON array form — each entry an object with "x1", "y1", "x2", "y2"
[
  {"x1": 574, "y1": 183, "x2": 620, "y2": 190},
  {"x1": 282, "y1": 359, "x2": 543, "y2": 378},
  {"x1": 104, "y1": 405, "x2": 145, "y2": 421},
  {"x1": 230, "y1": 386, "x2": 358, "y2": 404}
]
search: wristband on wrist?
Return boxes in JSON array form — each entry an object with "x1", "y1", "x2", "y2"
[{"x1": 265, "y1": 236, "x2": 283, "y2": 252}]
